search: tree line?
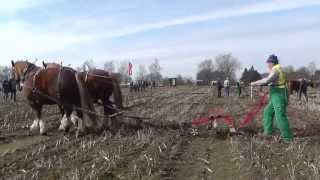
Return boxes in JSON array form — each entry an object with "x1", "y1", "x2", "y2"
[
  {"x1": 196, "y1": 54, "x2": 319, "y2": 84},
  {"x1": 1, "y1": 56, "x2": 319, "y2": 85},
  {"x1": 196, "y1": 53, "x2": 241, "y2": 83}
]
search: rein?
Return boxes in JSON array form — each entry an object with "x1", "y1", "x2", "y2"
[{"x1": 192, "y1": 92, "x2": 269, "y2": 131}]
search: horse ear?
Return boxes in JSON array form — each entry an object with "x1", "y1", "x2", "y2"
[
  {"x1": 42, "y1": 61, "x2": 47, "y2": 68},
  {"x1": 11, "y1": 60, "x2": 15, "y2": 67}
]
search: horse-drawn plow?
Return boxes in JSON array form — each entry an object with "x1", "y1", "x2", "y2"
[{"x1": 1, "y1": 86, "x2": 320, "y2": 179}]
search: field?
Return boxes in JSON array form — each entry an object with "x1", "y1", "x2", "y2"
[{"x1": 1, "y1": 86, "x2": 320, "y2": 180}]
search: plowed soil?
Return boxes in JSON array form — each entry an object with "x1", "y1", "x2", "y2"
[{"x1": 1, "y1": 86, "x2": 320, "y2": 180}]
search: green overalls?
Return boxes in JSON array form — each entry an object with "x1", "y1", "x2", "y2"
[{"x1": 263, "y1": 65, "x2": 293, "y2": 141}]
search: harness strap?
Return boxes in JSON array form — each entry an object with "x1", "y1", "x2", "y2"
[
  {"x1": 32, "y1": 68, "x2": 42, "y2": 92},
  {"x1": 85, "y1": 71, "x2": 89, "y2": 83},
  {"x1": 56, "y1": 66, "x2": 63, "y2": 100}
]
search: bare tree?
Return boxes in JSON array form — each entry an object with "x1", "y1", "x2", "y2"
[
  {"x1": 240, "y1": 66, "x2": 261, "y2": 84},
  {"x1": 104, "y1": 61, "x2": 115, "y2": 72},
  {"x1": 136, "y1": 64, "x2": 147, "y2": 80},
  {"x1": 215, "y1": 53, "x2": 241, "y2": 80},
  {"x1": 0, "y1": 66, "x2": 11, "y2": 80},
  {"x1": 295, "y1": 67, "x2": 311, "y2": 79},
  {"x1": 315, "y1": 70, "x2": 320, "y2": 81},
  {"x1": 117, "y1": 60, "x2": 132, "y2": 83},
  {"x1": 197, "y1": 59, "x2": 222, "y2": 83},
  {"x1": 283, "y1": 65, "x2": 295, "y2": 79},
  {"x1": 198, "y1": 59, "x2": 214, "y2": 71},
  {"x1": 148, "y1": 58, "x2": 162, "y2": 82},
  {"x1": 308, "y1": 61, "x2": 317, "y2": 76},
  {"x1": 82, "y1": 59, "x2": 95, "y2": 71}
]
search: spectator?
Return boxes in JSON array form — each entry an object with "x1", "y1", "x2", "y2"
[
  {"x1": 216, "y1": 80, "x2": 223, "y2": 98},
  {"x1": 299, "y1": 78, "x2": 308, "y2": 102},
  {"x1": 2, "y1": 79, "x2": 9, "y2": 101},
  {"x1": 224, "y1": 77, "x2": 230, "y2": 97},
  {"x1": 236, "y1": 81, "x2": 242, "y2": 97},
  {"x1": 9, "y1": 78, "x2": 17, "y2": 102}
]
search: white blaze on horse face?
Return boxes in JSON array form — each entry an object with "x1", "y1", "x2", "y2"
[
  {"x1": 30, "y1": 119, "x2": 40, "y2": 131},
  {"x1": 20, "y1": 82, "x2": 24, "y2": 88},
  {"x1": 39, "y1": 120, "x2": 47, "y2": 135}
]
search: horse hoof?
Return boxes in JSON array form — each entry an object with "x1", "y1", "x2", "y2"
[
  {"x1": 40, "y1": 128, "x2": 47, "y2": 136},
  {"x1": 76, "y1": 130, "x2": 85, "y2": 138},
  {"x1": 40, "y1": 132, "x2": 48, "y2": 136}
]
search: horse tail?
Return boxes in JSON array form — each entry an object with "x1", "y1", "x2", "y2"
[
  {"x1": 111, "y1": 75, "x2": 123, "y2": 109},
  {"x1": 74, "y1": 72, "x2": 99, "y2": 132}
]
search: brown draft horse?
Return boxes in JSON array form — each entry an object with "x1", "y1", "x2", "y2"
[
  {"x1": 42, "y1": 61, "x2": 123, "y2": 115},
  {"x1": 11, "y1": 60, "x2": 98, "y2": 135}
]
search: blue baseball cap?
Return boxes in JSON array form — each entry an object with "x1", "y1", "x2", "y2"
[{"x1": 266, "y1": 54, "x2": 279, "y2": 64}]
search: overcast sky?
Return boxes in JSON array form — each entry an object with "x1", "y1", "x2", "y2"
[{"x1": 0, "y1": 0, "x2": 320, "y2": 78}]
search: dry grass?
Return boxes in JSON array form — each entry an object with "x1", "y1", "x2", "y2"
[{"x1": 0, "y1": 86, "x2": 320, "y2": 179}]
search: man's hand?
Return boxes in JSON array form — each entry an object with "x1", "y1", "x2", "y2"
[{"x1": 250, "y1": 82, "x2": 256, "y2": 86}]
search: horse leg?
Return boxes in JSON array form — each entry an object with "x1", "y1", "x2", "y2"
[
  {"x1": 75, "y1": 110, "x2": 85, "y2": 137},
  {"x1": 102, "y1": 98, "x2": 117, "y2": 129},
  {"x1": 103, "y1": 94, "x2": 116, "y2": 115},
  {"x1": 30, "y1": 104, "x2": 46, "y2": 135},
  {"x1": 71, "y1": 111, "x2": 80, "y2": 126},
  {"x1": 304, "y1": 91, "x2": 308, "y2": 102},
  {"x1": 30, "y1": 104, "x2": 42, "y2": 133},
  {"x1": 58, "y1": 106, "x2": 66, "y2": 130},
  {"x1": 59, "y1": 108, "x2": 72, "y2": 132}
]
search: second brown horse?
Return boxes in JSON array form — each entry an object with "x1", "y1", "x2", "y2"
[{"x1": 42, "y1": 62, "x2": 123, "y2": 115}]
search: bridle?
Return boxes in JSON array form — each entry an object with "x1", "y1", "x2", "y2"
[
  {"x1": 13, "y1": 62, "x2": 36, "y2": 88},
  {"x1": 21, "y1": 63, "x2": 35, "y2": 81}
]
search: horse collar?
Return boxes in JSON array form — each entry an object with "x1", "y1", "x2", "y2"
[
  {"x1": 21, "y1": 64, "x2": 38, "y2": 82},
  {"x1": 32, "y1": 68, "x2": 42, "y2": 92}
]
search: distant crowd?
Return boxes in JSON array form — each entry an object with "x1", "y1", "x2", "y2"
[
  {"x1": 1, "y1": 78, "x2": 17, "y2": 102},
  {"x1": 129, "y1": 80, "x2": 157, "y2": 92},
  {"x1": 212, "y1": 77, "x2": 314, "y2": 101},
  {"x1": 214, "y1": 78, "x2": 243, "y2": 98}
]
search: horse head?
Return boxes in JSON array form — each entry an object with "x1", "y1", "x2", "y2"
[
  {"x1": 11, "y1": 60, "x2": 35, "y2": 90},
  {"x1": 42, "y1": 61, "x2": 61, "y2": 69}
]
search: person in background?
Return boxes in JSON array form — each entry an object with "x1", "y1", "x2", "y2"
[
  {"x1": 236, "y1": 81, "x2": 242, "y2": 97},
  {"x1": 152, "y1": 81, "x2": 156, "y2": 88},
  {"x1": 2, "y1": 79, "x2": 9, "y2": 101},
  {"x1": 299, "y1": 78, "x2": 308, "y2": 102},
  {"x1": 251, "y1": 54, "x2": 293, "y2": 142},
  {"x1": 9, "y1": 78, "x2": 17, "y2": 102},
  {"x1": 129, "y1": 81, "x2": 134, "y2": 92},
  {"x1": 224, "y1": 77, "x2": 230, "y2": 97},
  {"x1": 216, "y1": 80, "x2": 223, "y2": 98}
]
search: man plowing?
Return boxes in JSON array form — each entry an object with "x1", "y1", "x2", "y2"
[{"x1": 251, "y1": 54, "x2": 293, "y2": 142}]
